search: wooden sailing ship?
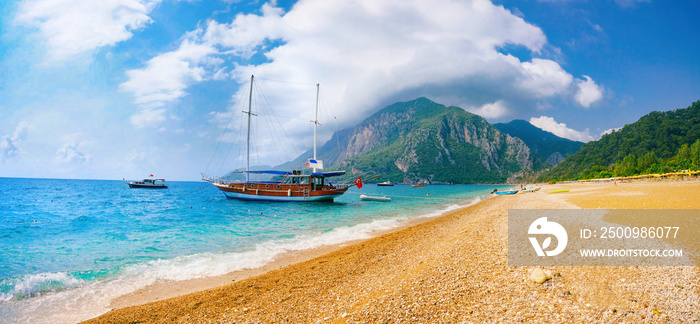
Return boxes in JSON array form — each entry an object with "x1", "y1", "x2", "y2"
[{"x1": 203, "y1": 75, "x2": 353, "y2": 202}]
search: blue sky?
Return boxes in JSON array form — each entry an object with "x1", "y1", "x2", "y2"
[{"x1": 1, "y1": 0, "x2": 698, "y2": 180}]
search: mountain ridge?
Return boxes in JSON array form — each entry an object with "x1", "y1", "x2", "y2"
[
  {"x1": 274, "y1": 98, "x2": 700, "y2": 184},
  {"x1": 494, "y1": 119, "x2": 584, "y2": 167},
  {"x1": 278, "y1": 98, "x2": 535, "y2": 184}
]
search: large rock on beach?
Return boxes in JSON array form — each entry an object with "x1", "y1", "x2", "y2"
[{"x1": 529, "y1": 268, "x2": 551, "y2": 284}]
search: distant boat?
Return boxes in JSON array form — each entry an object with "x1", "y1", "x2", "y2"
[
  {"x1": 360, "y1": 194, "x2": 391, "y2": 202},
  {"x1": 377, "y1": 181, "x2": 394, "y2": 187},
  {"x1": 411, "y1": 183, "x2": 427, "y2": 187},
  {"x1": 128, "y1": 178, "x2": 168, "y2": 189},
  {"x1": 495, "y1": 190, "x2": 518, "y2": 195}
]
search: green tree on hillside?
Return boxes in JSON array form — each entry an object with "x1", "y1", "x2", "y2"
[
  {"x1": 691, "y1": 139, "x2": 700, "y2": 164},
  {"x1": 614, "y1": 154, "x2": 638, "y2": 177},
  {"x1": 676, "y1": 144, "x2": 691, "y2": 169},
  {"x1": 637, "y1": 151, "x2": 659, "y2": 174}
]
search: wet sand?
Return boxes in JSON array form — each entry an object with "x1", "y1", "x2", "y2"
[{"x1": 84, "y1": 181, "x2": 700, "y2": 323}]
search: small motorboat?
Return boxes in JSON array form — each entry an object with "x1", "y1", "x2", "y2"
[
  {"x1": 377, "y1": 181, "x2": 394, "y2": 187},
  {"x1": 411, "y1": 183, "x2": 427, "y2": 187},
  {"x1": 360, "y1": 194, "x2": 391, "y2": 202},
  {"x1": 495, "y1": 190, "x2": 518, "y2": 195},
  {"x1": 128, "y1": 178, "x2": 168, "y2": 189}
]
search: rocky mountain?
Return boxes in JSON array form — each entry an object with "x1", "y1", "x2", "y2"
[
  {"x1": 278, "y1": 98, "x2": 534, "y2": 184},
  {"x1": 494, "y1": 120, "x2": 584, "y2": 167}
]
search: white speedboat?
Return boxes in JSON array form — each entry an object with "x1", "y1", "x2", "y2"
[
  {"x1": 128, "y1": 178, "x2": 168, "y2": 189},
  {"x1": 360, "y1": 194, "x2": 391, "y2": 202}
]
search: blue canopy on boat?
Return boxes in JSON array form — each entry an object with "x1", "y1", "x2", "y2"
[
  {"x1": 226, "y1": 170, "x2": 291, "y2": 175},
  {"x1": 229, "y1": 170, "x2": 346, "y2": 177},
  {"x1": 311, "y1": 171, "x2": 346, "y2": 177},
  {"x1": 246, "y1": 170, "x2": 292, "y2": 175}
]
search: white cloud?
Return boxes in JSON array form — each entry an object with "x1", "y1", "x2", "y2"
[
  {"x1": 0, "y1": 122, "x2": 30, "y2": 161},
  {"x1": 120, "y1": 40, "x2": 216, "y2": 109},
  {"x1": 466, "y1": 100, "x2": 510, "y2": 119},
  {"x1": 55, "y1": 132, "x2": 92, "y2": 163},
  {"x1": 529, "y1": 116, "x2": 595, "y2": 142},
  {"x1": 518, "y1": 58, "x2": 574, "y2": 98},
  {"x1": 119, "y1": 3, "x2": 286, "y2": 112},
  {"x1": 129, "y1": 108, "x2": 167, "y2": 128},
  {"x1": 601, "y1": 126, "x2": 622, "y2": 136},
  {"x1": 119, "y1": 39, "x2": 218, "y2": 127},
  {"x1": 15, "y1": 0, "x2": 158, "y2": 62},
  {"x1": 201, "y1": 4, "x2": 286, "y2": 57},
  {"x1": 574, "y1": 75, "x2": 604, "y2": 108}
]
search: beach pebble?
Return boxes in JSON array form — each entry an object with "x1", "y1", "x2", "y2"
[{"x1": 529, "y1": 268, "x2": 551, "y2": 284}]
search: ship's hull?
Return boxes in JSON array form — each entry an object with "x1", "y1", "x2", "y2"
[
  {"x1": 495, "y1": 190, "x2": 518, "y2": 195},
  {"x1": 220, "y1": 190, "x2": 344, "y2": 202},
  {"x1": 212, "y1": 182, "x2": 348, "y2": 202},
  {"x1": 128, "y1": 183, "x2": 168, "y2": 189}
]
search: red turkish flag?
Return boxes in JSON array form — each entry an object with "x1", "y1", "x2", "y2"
[{"x1": 354, "y1": 176, "x2": 362, "y2": 189}]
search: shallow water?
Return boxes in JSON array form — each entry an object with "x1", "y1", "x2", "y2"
[{"x1": 0, "y1": 178, "x2": 507, "y2": 323}]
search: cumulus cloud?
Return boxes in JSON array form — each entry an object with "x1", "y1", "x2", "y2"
[
  {"x1": 575, "y1": 75, "x2": 604, "y2": 108},
  {"x1": 129, "y1": 108, "x2": 167, "y2": 128},
  {"x1": 15, "y1": 0, "x2": 158, "y2": 62},
  {"x1": 529, "y1": 116, "x2": 595, "y2": 142},
  {"x1": 121, "y1": 0, "x2": 604, "y2": 139},
  {"x1": 118, "y1": 38, "x2": 220, "y2": 127},
  {"x1": 518, "y1": 59, "x2": 573, "y2": 98},
  {"x1": 466, "y1": 100, "x2": 510, "y2": 119},
  {"x1": 0, "y1": 122, "x2": 30, "y2": 161},
  {"x1": 120, "y1": 3, "x2": 286, "y2": 110},
  {"x1": 601, "y1": 126, "x2": 622, "y2": 137},
  {"x1": 55, "y1": 133, "x2": 92, "y2": 163},
  {"x1": 120, "y1": 40, "x2": 217, "y2": 109}
]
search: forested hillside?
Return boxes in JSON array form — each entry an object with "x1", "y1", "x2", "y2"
[{"x1": 538, "y1": 100, "x2": 700, "y2": 181}]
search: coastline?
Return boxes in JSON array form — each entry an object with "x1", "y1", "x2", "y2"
[
  {"x1": 108, "y1": 194, "x2": 487, "y2": 310},
  {"x1": 85, "y1": 181, "x2": 699, "y2": 323}
]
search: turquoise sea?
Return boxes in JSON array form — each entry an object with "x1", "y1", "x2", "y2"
[{"x1": 0, "y1": 178, "x2": 506, "y2": 323}]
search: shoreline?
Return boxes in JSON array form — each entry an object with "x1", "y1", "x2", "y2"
[
  {"x1": 85, "y1": 181, "x2": 699, "y2": 323},
  {"x1": 108, "y1": 194, "x2": 488, "y2": 310}
]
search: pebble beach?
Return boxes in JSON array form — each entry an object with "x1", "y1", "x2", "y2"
[{"x1": 84, "y1": 181, "x2": 700, "y2": 323}]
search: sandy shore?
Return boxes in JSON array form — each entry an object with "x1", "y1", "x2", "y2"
[{"x1": 84, "y1": 181, "x2": 699, "y2": 323}]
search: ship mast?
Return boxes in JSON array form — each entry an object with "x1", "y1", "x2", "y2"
[
  {"x1": 313, "y1": 83, "x2": 320, "y2": 173},
  {"x1": 245, "y1": 75, "x2": 254, "y2": 183}
]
